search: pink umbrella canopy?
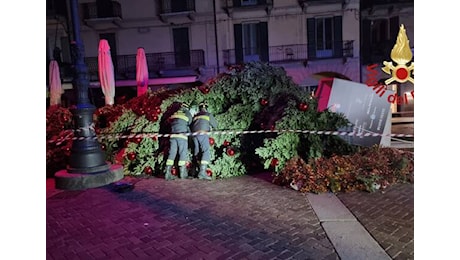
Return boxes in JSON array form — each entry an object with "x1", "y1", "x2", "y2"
[
  {"x1": 136, "y1": 47, "x2": 149, "y2": 96},
  {"x1": 49, "y1": 60, "x2": 63, "y2": 106},
  {"x1": 98, "y1": 39, "x2": 115, "y2": 105}
]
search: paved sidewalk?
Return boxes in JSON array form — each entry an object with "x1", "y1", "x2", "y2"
[
  {"x1": 337, "y1": 183, "x2": 414, "y2": 260},
  {"x1": 46, "y1": 173, "x2": 414, "y2": 259}
]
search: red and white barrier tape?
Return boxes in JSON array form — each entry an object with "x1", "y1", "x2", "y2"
[{"x1": 47, "y1": 129, "x2": 414, "y2": 145}]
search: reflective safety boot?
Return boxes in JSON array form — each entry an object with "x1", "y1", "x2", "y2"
[
  {"x1": 165, "y1": 165, "x2": 176, "y2": 181},
  {"x1": 179, "y1": 166, "x2": 188, "y2": 179},
  {"x1": 197, "y1": 165, "x2": 212, "y2": 181}
]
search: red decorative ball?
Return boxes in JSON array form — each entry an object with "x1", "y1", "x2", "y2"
[
  {"x1": 200, "y1": 85, "x2": 210, "y2": 94},
  {"x1": 223, "y1": 140, "x2": 230, "y2": 146},
  {"x1": 144, "y1": 166, "x2": 153, "y2": 175},
  {"x1": 152, "y1": 135, "x2": 158, "y2": 142},
  {"x1": 124, "y1": 139, "x2": 130, "y2": 147},
  {"x1": 127, "y1": 152, "x2": 136, "y2": 161},
  {"x1": 171, "y1": 167, "x2": 178, "y2": 176},
  {"x1": 206, "y1": 169, "x2": 212, "y2": 177},
  {"x1": 226, "y1": 148, "x2": 235, "y2": 156},
  {"x1": 260, "y1": 98, "x2": 268, "y2": 106},
  {"x1": 298, "y1": 102, "x2": 308, "y2": 111},
  {"x1": 152, "y1": 115, "x2": 159, "y2": 122},
  {"x1": 209, "y1": 137, "x2": 215, "y2": 146},
  {"x1": 270, "y1": 158, "x2": 279, "y2": 167},
  {"x1": 155, "y1": 107, "x2": 161, "y2": 114},
  {"x1": 135, "y1": 137, "x2": 142, "y2": 144}
]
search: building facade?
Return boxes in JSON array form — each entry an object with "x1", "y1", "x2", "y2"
[{"x1": 46, "y1": 0, "x2": 414, "y2": 111}]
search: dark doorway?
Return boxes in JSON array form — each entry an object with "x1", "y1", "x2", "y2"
[{"x1": 173, "y1": 28, "x2": 191, "y2": 67}]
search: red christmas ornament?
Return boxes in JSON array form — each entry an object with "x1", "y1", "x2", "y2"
[
  {"x1": 223, "y1": 140, "x2": 230, "y2": 147},
  {"x1": 226, "y1": 148, "x2": 235, "y2": 156},
  {"x1": 152, "y1": 115, "x2": 159, "y2": 122},
  {"x1": 260, "y1": 98, "x2": 268, "y2": 106},
  {"x1": 206, "y1": 169, "x2": 212, "y2": 177},
  {"x1": 270, "y1": 158, "x2": 279, "y2": 167},
  {"x1": 152, "y1": 135, "x2": 158, "y2": 142},
  {"x1": 124, "y1": 139, "x2": 131, "y2": 147},
  {"x1": 155, "y1": 107, "x2": 161, "y2": 114},
  {"x1": 171, "y1": 167, "x2": 178, "y2": 176},
  {"x1": 298, "y1": 102, "x2": 308, "y2": 111},
  {"x1": 209, "y1": 137, "x2": 215, "y2": 146},
  {"x1": 127, "y1": 152, "x2": 136, "y2": 161},
  {"x1": 200, "y1": 85, "x2": 210, "y2": 94},
  {"x1": 135, "y1": 137, "x2": 142, "y2": 144},
  {"x1": 270, "y1": 125, "x2": 275, "y2": 131},
  {"x1": 144, "y1": 166, "x2": 153, "y2": 175}
]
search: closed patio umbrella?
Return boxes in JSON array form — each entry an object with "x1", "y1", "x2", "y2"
[
  {"x1": 98, "y1": 39, "x2": 115, "y2": 105},
  {"x1": 136, "y1": 47, "x2": 149, "y2": 96},
  {"x1": 49, "y1": 60, "x2": 63, "y2": 106}
]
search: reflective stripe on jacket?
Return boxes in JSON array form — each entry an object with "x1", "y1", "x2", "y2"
[
  {"x1": 170, "y1": 109, "x2": 192, "y2": 133},
  {"x1": 191, "y1": 111, "x2": 217, "y2": 132}
]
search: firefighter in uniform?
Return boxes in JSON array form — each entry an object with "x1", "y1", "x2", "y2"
[
  {"x1": 191, "y1": 102, "x2": 218, "y2": 180},
  {"x1": 165, "y1": 103, "x2": 193, "y2": 180}
]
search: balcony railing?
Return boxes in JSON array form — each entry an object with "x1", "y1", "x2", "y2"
[
  {"x1": 81, "y1": 1, "x2": 122, "y2": 20},
  {"x1": 223, "y1": 41, "x2": 353, "y2": 65},
  {"x1": 159, "y1": 0, "x2": 195, "y2": 14},
  {"x1": 79, "y1": 50, "x2": 204, "y2": 81}
]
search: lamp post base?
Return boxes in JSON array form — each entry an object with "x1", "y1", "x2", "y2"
[{"x1": 55, "y1": 164, "x2": 124, "y2": 190}]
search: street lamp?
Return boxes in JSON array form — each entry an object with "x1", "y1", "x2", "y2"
[{"x1": 54, "y1": 0, "x2": 123, "y2": 190}]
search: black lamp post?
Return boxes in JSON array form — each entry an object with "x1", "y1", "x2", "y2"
[
  {"x1": 67, "y1": 0, "x2": 109, "y2": 173},
  {"x1": 55, "y1": 0, "x2": 123, "y2": 190}
]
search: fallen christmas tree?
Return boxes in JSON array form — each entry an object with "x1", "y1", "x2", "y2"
[{"x1": 46, "y1": 62, "x2": 413, "y2": 193}]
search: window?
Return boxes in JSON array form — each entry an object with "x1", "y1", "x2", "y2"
[
  {"x1": 307, "y1": 16, "x2": 343, "y2": 59},
  {"x1": 241, "y1": 0, "x2": 257, "y2": 6},
  {"x1": 233, "y1": 0, "x2": 266, "y2": 7},
  {"x1": 160, "y1": 0, "x2": 194, "y2": 13},
  {"x1": 315, "y1": 17, "x2": 334, "y2": 58},
  {"x1": 371, "y1": 19, "x2": 389, "y2": 44},
  {"x1": 243, "y1": 23, "x2": 259, "y2": 62},
  {"x1": 234, "y1": 22, "x2": 268, "y2": 64}
]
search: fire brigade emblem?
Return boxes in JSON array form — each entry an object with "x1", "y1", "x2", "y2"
[{"x1": 382, "y1": 24, "x2": 414, "y2": 84}]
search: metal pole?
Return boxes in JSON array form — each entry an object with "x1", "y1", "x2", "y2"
[
  {"x1": 67, "y1": 0, "x2": 109, "y2": 174},
  {"x1": 213, "y1": 0, "x2": 220, "y2": 74}
]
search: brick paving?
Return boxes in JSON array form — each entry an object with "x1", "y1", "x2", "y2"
[
  {"x1": 47, "y1": 173, "x2": 339, "y2": 260},
  {"x1": 336, "y1": 183, "x2": 414, "y2": 260},
  {"x1": 47, "y1": 173, "x2": 414, "y2": 260}
]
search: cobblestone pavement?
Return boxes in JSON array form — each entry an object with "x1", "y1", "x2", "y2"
[
  {"x1": 336, "y1": 183, "x2": 414, "y2": 260},
  {"x1": 47, "y1": 173, "x2": 339, "y2": 260}
]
